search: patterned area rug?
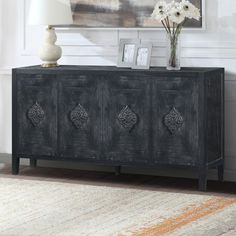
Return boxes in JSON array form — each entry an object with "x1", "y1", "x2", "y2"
[{"x1": 0, "y1": 172, "x2": 236, "y2": 236}]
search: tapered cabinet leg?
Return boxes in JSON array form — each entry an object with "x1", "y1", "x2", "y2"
[
  {"x1": 198, "y1": 169, "x2": 208, "y2": 192},
  {"x1": 30, "y1": 159, "x2": 37, "y2": 168},
  {"x1": 12, "y1": 156, "x2": 20, "y2": 175},
  {"x1": 218, "y1": 164, "x2": 224, "y2": 182},
  {"x1": 115, "y1": 166, "x2": 121, "y2": 176}
]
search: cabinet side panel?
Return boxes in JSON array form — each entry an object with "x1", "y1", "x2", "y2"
[
  {"x1": 12, "y1": 69, "x2": 18, "y2": 157},
  {"x1": 206, "y1": 70, "x2": 224, "y2": 163}
]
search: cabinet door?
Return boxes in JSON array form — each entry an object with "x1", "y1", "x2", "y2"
[
  {"x1": 16, "y1": 74, "x2": 57, "y2": 157},
  {"x1": 58, "y1": 75, "x2": 100, "y2": 160},
  {"x1": 152, "y1": 77, "x2": 199, "y2": 166},
  {"x1": 103, "y1": 75, "x2": 151, "y2": 164}
]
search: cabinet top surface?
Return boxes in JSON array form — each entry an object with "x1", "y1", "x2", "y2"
[{"x1": 13, "y1": 65, "x2": 224, "y2": 74}]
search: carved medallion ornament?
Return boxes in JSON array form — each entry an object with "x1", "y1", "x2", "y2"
[
  {"x1": 70, "y1": 104, "x2": 89, "y2": 129},
  {"x1": 117, "y1": 106, "x2": 138, "y2": 131},
  {"x1": 27, "y1": 102, "x2": 45, "y2": 127},
  {"x1": 164, "y1": 107, "x2": 184, "y2": 134}
]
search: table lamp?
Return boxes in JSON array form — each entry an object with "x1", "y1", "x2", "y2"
[{"x1": 28, "y1": 0, "x2": 73, "y2": 68}]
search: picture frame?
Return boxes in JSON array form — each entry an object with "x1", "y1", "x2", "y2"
[
  {"x1": 132, "y1": 43, "x2": 152, "y2": 70},
  {"x1": 117, "y1": 39, "x2": 141, "y2": 68},
  {"x1": 64, "y1": 0, "x2": 205, "y2": 30}
]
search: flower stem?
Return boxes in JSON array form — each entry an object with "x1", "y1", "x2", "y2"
[{"x1": 168, "y1": 34, "x2": 179, "y2": 68}]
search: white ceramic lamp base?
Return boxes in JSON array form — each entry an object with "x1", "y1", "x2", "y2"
[{"x1": 39, "y1": 27, "x2": 62, "y2": 68}]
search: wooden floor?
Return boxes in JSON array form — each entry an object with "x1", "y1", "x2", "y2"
[{"x1": 1, "y1": 164, "x2": 236, "y2": 195}]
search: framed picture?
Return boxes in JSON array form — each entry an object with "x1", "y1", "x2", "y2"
[
  {"x1": 68, "y1": 0, "x2": 205, "y2": 29},
  {"x1": 133, "y1": 44, "x2": 152, "y2": 70},
  {"x1": 117, "y1": 39, "x2": 140, "y2": 68}
]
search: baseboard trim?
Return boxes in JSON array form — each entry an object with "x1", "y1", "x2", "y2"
[
  {"x1": 1, "y1": 153, "x2": 235, "y2": 182},
  {"x1": 0, "y1": 154, "x2": 11, "y2": 163},
  {"x1": 0, "y1": 153, "x2": 29, "y2": 165}
]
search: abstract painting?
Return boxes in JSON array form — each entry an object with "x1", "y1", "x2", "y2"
[{"x1": 70, "y1": 0, "x2": 204, "y2": 28}]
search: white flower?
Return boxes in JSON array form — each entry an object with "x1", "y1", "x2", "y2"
[
  {"x1": 179, "y1": 0, "x2": 201, "y2": 21},
  {"x1": 169, "y1": 0, "x2": 180, "y2": 9},
  {"x1": 192, "y1": 8, "x2": 201, "y2": 21},
  {"x1": 151, "y1": 1, "x2": 169, "y2": 21},
  {"x1": 169, "y1": 8, "x2": 185, "y2": 24},
  {"x1": 154, "y1": 0, "x2": 168, "y2": 11}
]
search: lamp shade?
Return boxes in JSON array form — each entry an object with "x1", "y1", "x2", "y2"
[{"x1": 28, "y1": 0, "x2": 73, "y2": 26}]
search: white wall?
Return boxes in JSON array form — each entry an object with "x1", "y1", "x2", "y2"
[{"x1": 1, "y1": 0, "x2": 236, "y2": 181}]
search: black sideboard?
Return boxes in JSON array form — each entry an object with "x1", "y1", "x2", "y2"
[{"x1": 12, "y1": 66, "x2": 224, "y2": 191}]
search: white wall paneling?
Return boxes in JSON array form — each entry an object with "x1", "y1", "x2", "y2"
[
  {"x1": 1, "y1": 0, "x2": 236, "y2": 181},
  {"x1": 0, "y1": 73, "x2": 11, "y2": 154}
]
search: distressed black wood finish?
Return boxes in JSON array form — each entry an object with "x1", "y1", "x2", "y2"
[
  {"x1": 152, "y1": 77, "x2": 199, "y2": 166},
  {"x1": 16, "y1": 74, "x2": 57, "y2": 157},
  {"x1": 103, "y1": 75, "x2": 150, "y2": 164},
  {"x1": 12, "y1": 66, "x2": 225, "y2": 191},
  {"x1": 58, "y1": 75, "x2": 100, "y2": 160}
]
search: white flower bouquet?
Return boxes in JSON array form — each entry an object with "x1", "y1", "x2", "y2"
[{"x1": 151, "y1": 0, "x2": 201, "y2": 70}]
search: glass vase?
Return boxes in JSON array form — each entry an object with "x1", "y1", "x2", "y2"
[{"x1": 166, "y1": 33, "x2": 181, "y2": 71}]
